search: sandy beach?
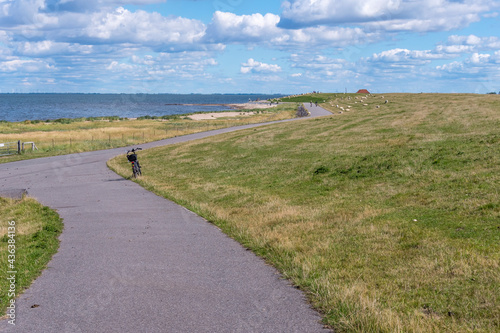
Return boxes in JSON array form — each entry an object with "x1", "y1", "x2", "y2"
[
  {"x1": 226, "y1": 102, "x2": 279, "y2": 110},
  {"x1": 187, "y1": 111, "x2": 255, "y2": 120},
  {"x1": 187, "y1": 102, "x2": 279, "y2": 120}
]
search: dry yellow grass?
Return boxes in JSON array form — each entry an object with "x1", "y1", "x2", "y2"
[
  {"x1": 0, "y1": 197, "x2": 46, "y2": 236},
  {"x1": 0, "y1": 105, "x2": 296, "y2": 163}
]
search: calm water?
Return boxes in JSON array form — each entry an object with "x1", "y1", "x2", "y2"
[{"x1": 0, "y1": 94, "x2": 284, "y2": 122}]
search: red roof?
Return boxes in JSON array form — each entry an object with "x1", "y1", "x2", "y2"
[{"x1": 356, "y1": 89, "x2": 370, "y2": 94}]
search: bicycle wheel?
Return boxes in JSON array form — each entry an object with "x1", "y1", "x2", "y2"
[
  {"x1": 132, "y1": 164, "x2": 138, "y2": 178},
  {"x1": 135, "y1": 161, "x2": 142, "y2": 176}
]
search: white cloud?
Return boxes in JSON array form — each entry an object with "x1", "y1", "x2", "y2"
[
  {"x1": 205, "y1": 11, "x2": 380, "y2": 48},
  {"x1": 483, "y1": 11, "x2": 499, "y2": 17},
  {"x1": 364, "y1": 15, "x2": 479, "y2": 33},
  {"x1": 436, "y1": 52, "x2": 500, "y2": 82},
  {"x1": 15, "y1": 41, "x2": 94, "y2": 56},
  {"x1": 106, "y1": 60, "x2": 134, "y2": 71},
  {"x1": 280, "y1": 0, "x2": 403, "y2": 26},
  {"x1": 0, "y1": 0, "x2": 45, "y2": 25},
  {"x1": 438, "y1": 35, "x2": 500, "y2": 54},
  {"x1": 436, "y1": 44, "x2": 475, "y2": 55},
  {"x1": 436, "y1": 61, "x2": 463, "y2": 72},
  {"x1": 494, "y1": 50, "x2": 500, "y2": 62},
  {"x1": 288, "y1": 53, "x2": 361, "y2": 82},
  {"x1": 470, "y1": 52, "x2": 491, "y2": 64},
  {"x1": 41, "y1": 0, "x2": 166, "y2": 13},
  {"x1": 280, "y1": 0, "x2": 498, "y2": 32},
  {"x1": 0, "y1": 58, "x2": 53, "y2": 72},
  {"x1": 112, "y1": 52, "x2": 219, "y2": 78},
  {"x1": 240, "y1": 58, "x2": 281, "y2": 74},
  {"x1": 370, "y1": 48, "x2": 449, "y2": 63},
  {"x1": 291, "y1": 54, "x2": 349, "y2": 70},
  {"x1": 85, "y1": 7, "x2": 207, "y2": 48},
  {"x1": 1, "y1": 4, "x2": 220, "y2": 53},
  {"x1": 206, "y1": 11, "x2": 281, "y2": 43},
  {"x1": 279, "y1": 26, "x2": 380, "y2": 47}
]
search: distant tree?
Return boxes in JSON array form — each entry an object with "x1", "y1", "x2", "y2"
[{"x1": 487, "y1": 92, "x2": 497, "y2": 94}]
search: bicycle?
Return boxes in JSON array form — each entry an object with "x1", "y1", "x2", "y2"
[{"x1": 126, "y1": 148, "x2": 142, "y2": 178}]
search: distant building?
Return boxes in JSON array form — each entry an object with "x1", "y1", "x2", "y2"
[{"x1": 356, "y1": 89, "x2": 370, "y2": 94}]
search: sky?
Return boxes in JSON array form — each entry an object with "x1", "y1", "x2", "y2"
[{"x1": 0, "y1": 0, "x2": 499, "y2": 94}]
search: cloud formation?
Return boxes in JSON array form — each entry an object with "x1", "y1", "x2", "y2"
[
  {"x1": 280, "y1": 0, "x2": 498, "y2": 32},
  {"x1": 0, "y1": 0, "x2": 499, "y2": 93},
  {"x1": 206, "y1": 11, "x2": 281, "y2": 43},
  {"x1": 241, "y1": 58, "x2": 282, "y2": 74}
]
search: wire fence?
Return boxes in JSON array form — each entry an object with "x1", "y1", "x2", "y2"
[{"x1": 1, "y1": 111, "x2": 291, "y2": 158}]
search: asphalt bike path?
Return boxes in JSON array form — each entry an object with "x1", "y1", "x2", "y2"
[{"x1": 0, "y1": 104, "x2": 332, "y2": 332}]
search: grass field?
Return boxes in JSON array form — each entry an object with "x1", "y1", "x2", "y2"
[
  {"x1": 109, "y1": 93, "x2": 500, "y2": 332},
  {"x1": 0, "y1": 197, "x2": 63, "y2": 317},
  {"x1": 0, "y1": 104, "x2": 296, "y2": 163}
]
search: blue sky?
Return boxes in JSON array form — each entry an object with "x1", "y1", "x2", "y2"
[{"x1": 0, "y1": 0, "x2": 499, "y2": 94}]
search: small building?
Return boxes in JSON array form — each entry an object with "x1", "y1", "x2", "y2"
[{"x1": 356, "y1": 89, "x2": 370, "y2": 94}]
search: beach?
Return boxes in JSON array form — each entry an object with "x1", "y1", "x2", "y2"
[{"x1": 187, "y1": 102, "x2": 279, "y2": 120}]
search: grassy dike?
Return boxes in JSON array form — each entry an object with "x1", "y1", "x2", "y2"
[
  {"x1": 0, "y1": 104, "x2": 295, "y2": 164},
  {"x1": 108, "y1": 93, "x2": 500, "y2": 332},
  {"x1": 0, "y1": 197, "x2": 63, "y2": 318}
]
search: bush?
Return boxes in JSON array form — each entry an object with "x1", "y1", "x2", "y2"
[{"x1": 296, "y1": 104, "x2": 310, "y2": 117}]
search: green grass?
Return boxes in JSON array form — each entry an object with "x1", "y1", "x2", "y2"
[
  {"x1": 0, "y1": 197, "x2": 63, "y2": 316},
  {"x1": 279, "y1": 93, "x2": 336, "y2": 103},
  {"x1": 109, "y1": 93, "x2": 500, "y2": 332}
]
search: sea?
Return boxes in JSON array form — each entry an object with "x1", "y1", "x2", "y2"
[{"x1": 0, "y1": 93, "x2": 284, "y2": 122}]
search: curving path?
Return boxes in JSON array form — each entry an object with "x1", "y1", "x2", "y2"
[{"x1": 0, "y1": 105, "x2": 332, "y2": 332}]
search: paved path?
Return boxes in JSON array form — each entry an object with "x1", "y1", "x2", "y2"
[{"x1": 1, "y1": 105, "x2": 332, "y2": 332}]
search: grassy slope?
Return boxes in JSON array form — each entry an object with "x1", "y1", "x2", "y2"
[
  {"x1": 0, "y1": 197, "x2": 63, "y2": 315},
  {"x1": 108, "y1": 93, "x2": 500, "y2": 332}
]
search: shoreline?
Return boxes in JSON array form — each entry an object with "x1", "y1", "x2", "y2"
[
  {"x1": 1, "y1": 102, "x2": 282, "y2": 123},
  {"x1": 0, "y1": 94, "x2": 285, "y2": 122},
  {"x1": 174, "y1": 102, "x2": 280, "y2": 109}
]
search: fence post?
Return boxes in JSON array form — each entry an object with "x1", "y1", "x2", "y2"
[{"x1": 17, "y1": 140, "x2": 21, "y2": 154}]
